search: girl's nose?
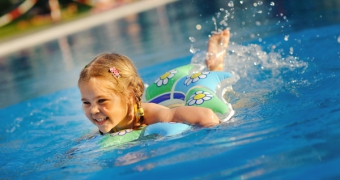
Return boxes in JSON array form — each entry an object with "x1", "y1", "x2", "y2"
[{"x1": 90, "y1": 105, "x2": 100, "y2": 114}]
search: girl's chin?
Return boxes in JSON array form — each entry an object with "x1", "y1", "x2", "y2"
[
  {"x1": 98, "y1": 124, "x2": 115, "y2": 134},
  {"x1": 99, "y1": 127, "x2": 112, "y2": 134}
]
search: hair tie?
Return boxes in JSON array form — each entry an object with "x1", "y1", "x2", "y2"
[
  {"x1": 134, "y1": 104, "x2": 145, "y2": 125},
  {"x1": 109, "y1": 67, "x2": 121, "y2": 78}
]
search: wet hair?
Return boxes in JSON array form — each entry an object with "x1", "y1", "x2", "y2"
[{"x1": 78, "y1": 53, "x2": 145, "y2": 131}]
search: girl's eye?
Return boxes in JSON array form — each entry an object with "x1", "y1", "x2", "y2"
[
  {"x1": 98, "y1": 99, "x2": 106, "y2": 103},
  {"x1": 83, "y1": 101, "x2": 90, "y2": 105}
]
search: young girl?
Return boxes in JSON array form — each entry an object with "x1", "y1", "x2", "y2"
[{"x1": 78, "y1": 29, "x2": 230, "y2": 135}]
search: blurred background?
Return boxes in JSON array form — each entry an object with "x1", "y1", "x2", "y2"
[
  {"x1": 0, "y1": 0, "x2": 173, "y2": 108},
  {"x1": 1, "y1": 1, "x2": 340, "y2": 179},
  {"x1": 0, "y1": 0, "x2": 340, "y2": 109},
  {"x1": 0, "y1": 0, "x2": 142, "y2": 39}
]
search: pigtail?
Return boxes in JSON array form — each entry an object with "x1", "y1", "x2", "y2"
[{"x1": 132, "y1": 82, "x2": 146, "y2": 129}]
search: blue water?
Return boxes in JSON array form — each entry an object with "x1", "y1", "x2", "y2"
[{"x1": 1, "y1": 0, "x2": 340, "y2": 179}]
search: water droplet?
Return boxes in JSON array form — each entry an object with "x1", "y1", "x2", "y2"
[
  {"x1": 228, "y1": 1, "x2": 234, "y2": 7},
  {"x1": 212, "y1": 17, "x2": 217, "y2": 31},
  {"x1": 270, "y1": 2, "x2": 275, "y2": 6},
  {"x1": 189, "y1": 37, "x2": 196, "y2": 42},
  {"x1": 284, "y1": 35, "x2": 289, "y2": 41},
  {"x1": 190, "y1": 45, "x2": 198, "y2": 54},
  {"x1": 337, "y1": 36, "x2": 340, "y2": 43},
  {"x1": 258, "y1": 10, "x2": 262, "y2": 14},
  {"x1": 253, "y1": 3, "x2": 257, "y2": 7},
  {"x1": 258, "y1": 1, "x2": 263, "y2": 5},
  {"x1": 219, "y1": 20, "x2": 228, "y2": 27},
  {"x1": 289, "y1": 47, "x2": 294, "y2": 55},
  {"x1": 240, "y1": 0, "x2": 243, "y2": 4},
  {"x1": 189, "y1": 47, "x2": 195, "y2": 54},
  {"x1": 224, "y1": 11, "x2": 230, "y2": 20},
  {"x1": 216, "y1": 12, "x2": 221, "y2": 18},
  {"x1": 196, "y1": 24, "x2": 201, "y2": 30},
  {"x1": 256, "y1": 21, "x2": 261, "y2": 26},
  {"x1": 6, "y1": 126, "x2": 16, "y2": 133},
  {"x1": 220, "y1": 8, "x2": 224, "y2": 11}
]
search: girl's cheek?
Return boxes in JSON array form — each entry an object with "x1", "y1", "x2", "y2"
[{"x1": 83, "y1": 108, "x2": 91, "y2": 119}]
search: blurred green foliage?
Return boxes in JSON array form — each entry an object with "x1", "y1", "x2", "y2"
[
  {"x1": 0, "y1": 0, "x2": 83, "y2": 15},
  {"x1": 0, "y1": 0, "x2": 92, "y2": 41}
]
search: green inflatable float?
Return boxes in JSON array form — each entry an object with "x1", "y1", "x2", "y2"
[{"x1": 145, "y1": 64, "x2": 239, "y2": 122}]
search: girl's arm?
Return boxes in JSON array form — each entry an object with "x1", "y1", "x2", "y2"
[{"x1": 142, "y1": 103, "x2": 220, "y2": 127}]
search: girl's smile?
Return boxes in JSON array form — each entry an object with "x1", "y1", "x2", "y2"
[
  {"x1": 93, "y1": 117, "x2": 108, "y2": 125},
  {"x1": 79, "y1": 77, "x2": 134, "y2": 133}
]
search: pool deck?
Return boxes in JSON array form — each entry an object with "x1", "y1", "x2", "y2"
[{"x1": 0, "y1": 0, "x2": 176, "y2": 57}]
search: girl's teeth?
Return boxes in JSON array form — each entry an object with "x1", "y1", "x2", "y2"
[{"x1": 95, "y1": 118, "x2": 106, "y2": 122}]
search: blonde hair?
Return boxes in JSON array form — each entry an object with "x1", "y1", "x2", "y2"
[{"x1": 78, "y1": 53, "x2": 145, "y2": 129}]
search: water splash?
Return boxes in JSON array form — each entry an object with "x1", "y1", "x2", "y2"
[
  {"x1": 6, "y1": 117, "x2": 23, "y2": 133},
  {"x1": 189, "y1": 45, "x2": 199, "y2": 54},
  {"x1": 284, "y1": 35, "x2": 290, "y2": 41},
  {"x1": 228, "y1": 1, "x2": 234, "y2": 7},
  {"x1": 189, "y1": 37, "x2": 196, "y2": 42},
  {"x1": 191, "y1": 43, "x2": 308, "y2": 108},
  {"x1": 212, "y1": 17, "x2": 218, "y2": 32},
  {"x1": 189, "y1": 1, "x2": 306, "y2": 97}
]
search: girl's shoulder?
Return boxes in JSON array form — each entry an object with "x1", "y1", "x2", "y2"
[
  {"x1": 141, "y1": 102, "x2": 169, "y2": 110},
  {"x1": 141, "y1": 102, "x2": 171, "y2": 124}
]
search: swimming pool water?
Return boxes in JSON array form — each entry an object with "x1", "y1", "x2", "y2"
[{"x1": 1, "y1": 0, "x2": 340, "y2": 179}]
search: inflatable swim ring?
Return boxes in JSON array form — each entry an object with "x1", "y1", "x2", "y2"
[
  {"x1": 100, "y1": 122, "x2": 191, "y2": 148},
  {"x1": 100, "y1": 64, "x2": 239, "y2": 148},
  {"x1": 145, "y1": 64, "x2": 238, "y2": 121}
]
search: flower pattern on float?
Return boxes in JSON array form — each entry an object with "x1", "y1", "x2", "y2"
[
  {"x1": 187, "y1": 90, "x2": 213, "y2": 105},
  {"x1": 184, "y1": 72, "x2": 209, "y2": 86},
  {"x1": 110, "y1": 129, "x2": 133, "y2": 136},
  {"x1": 154, "y1": 69, "x2": 177, "y2": 87}
]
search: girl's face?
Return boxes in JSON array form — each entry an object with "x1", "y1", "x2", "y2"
[{"x1": 79, "y1": 78, "x2": 133, "y2": 133}]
